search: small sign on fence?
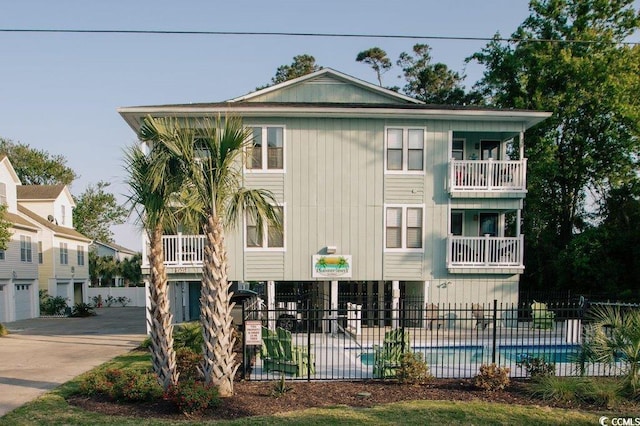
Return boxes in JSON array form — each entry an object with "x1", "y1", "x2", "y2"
[{"x1": 244, "y1": 320, "x2": 262, "y2": 346}]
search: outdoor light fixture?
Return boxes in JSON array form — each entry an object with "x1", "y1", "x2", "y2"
[{"x1": 326, "y1": 246, "x2": 337, "y2": 254}]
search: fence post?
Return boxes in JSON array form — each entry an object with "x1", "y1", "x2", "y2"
[
  {"x1": 491, "y1": 299, "x2": 497, "y2": 364},
  {"x1": 307, "y1": 302, "x2": 311, "y2": 382},
  {"x1": 241, "y1": 301, "x2": 247, "y2": 380}
]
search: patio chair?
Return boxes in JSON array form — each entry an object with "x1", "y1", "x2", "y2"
[
  {"x1": 531, "y1": 301, "x2": 555, "y2": 330},
  {"x1": 425, "y1": 303, "x2": 443, "y2": 330},
  {"x1": 471, "y1": 304, "x2": 490, "y2": 330},
  {"x1": 372, "y1": 328, "x2": 411, "y2": 379},
  {"x1": 261, "y1": 327, "x2": 315, "y2": 376}
]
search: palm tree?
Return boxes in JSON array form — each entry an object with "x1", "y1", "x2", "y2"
[
  {"x1": 583, "y1": 305, "x2": 640, "y2": 397},
  {"x1": 123, "y1": 142, "x2": 182, "y2": 391},
  {"x1": 140, "y1": 115, "x2": 281, "y2": 397}
]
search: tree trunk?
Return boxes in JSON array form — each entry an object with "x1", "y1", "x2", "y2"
[
  {"x1": 200, "y1": 214, "x2": 238, "y2": 397},
  {"x1": 147, "y1": 225, "x2": 178, "y2": 390}
]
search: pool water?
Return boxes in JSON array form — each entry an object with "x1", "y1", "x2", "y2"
[
  {"x1": 358, "y1": 346, "x2": 484, "y2": 366},
  {"x1": 499, "y1": 344, "x2": 581, "y2": 363}
]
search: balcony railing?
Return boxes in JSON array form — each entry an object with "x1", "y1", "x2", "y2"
[
  {"x1": 142, "y1": 234, "x2": 206, "y2": 267},
  {"x1": 449, "y1": 159, "x2": 527, "y2": 192},
  {"x1": 447, "y1": 235, "x2": 524, "y2": 269}
]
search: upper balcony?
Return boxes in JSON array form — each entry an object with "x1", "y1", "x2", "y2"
[
  {"x1": 142, "y1": 234, "x2": 205, "y2": 270},
  {"x1": 446, "y1": 234, "x2": 524, "y2": 274},
  {"x1": 448, "y1": 159, "x2": 527, "y2": 197}
]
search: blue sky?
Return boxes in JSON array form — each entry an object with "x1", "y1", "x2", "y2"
[{"x1": 0, "y1": 1, "x2": 636, "y2": 250}]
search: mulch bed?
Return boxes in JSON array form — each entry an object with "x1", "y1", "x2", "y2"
[{"x1": 66, "y1": 378, "x2": 617, "y2": 421}]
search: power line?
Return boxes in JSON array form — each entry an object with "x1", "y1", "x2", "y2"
[{"x1": 0, "y1": 28, "x2": 638, "y2": 45}]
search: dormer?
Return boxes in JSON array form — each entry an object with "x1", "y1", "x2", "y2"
[{"x1": 17, "y1": 184, "x2": 76, "y2": 228}]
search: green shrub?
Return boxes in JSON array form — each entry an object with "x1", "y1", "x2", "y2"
[
  {"x1": 0, "y1": 323, "x2": 8, "y2": 337},
  {"x1": 271, "y1": 374, "x2": 293, "y2": 398},
  {"x1": 176, "y1": 347, "x2": 202, "y2": 382},
  {"x1": 39, "y1": 290, "x2": 68, "y2": 316},
  {"x1": 396, "y1": 352, "x2": 432, "y2": 384},
  {"x1": 528, "y1": 376, "x2": 587, "y2": 403},
  {"x1": 70, "y1": 302, "x2": 96, "y2": 317},
  {"x1": 173, "y1": 322, "x2": 203, "y2": 353},
  {"x1": 474, "y1": 363, "x2": 510, "y2": 391},
  {"x1": 581, "y1": 378, "x2": 624, "y2": 408},
  {"x1": 79, "y1": 368, "x2": 162, "y2": 402},
  {"x1": 164, "y1": 380, "x2": 219, "y2": 415},
  {"x1": 516, "y1": 356, "x2": 556, "y2": 379}
]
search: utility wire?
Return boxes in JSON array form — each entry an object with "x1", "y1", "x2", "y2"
[{"x1": 0, "y1": 28, "x2": 638, "y2": 45}]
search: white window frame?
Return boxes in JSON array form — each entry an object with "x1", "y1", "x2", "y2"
[
  {"x1": 0, "y1": 182, "x2": 6, "y2": 206},
  {"x1": 244, "y1": 125, "x2": 286, "y2": 173},
  {"x1": 384, "y1": 127, "x2": 426, "y2": 174},
  {"x1": 20, "y1": 235, "x2": 32, "y2": 262},
  {"x1": 60, "y1": 242, "x2": 69, "y2": 265},
  {"x1": 244, "y1": 203, "x2": 286, "y2": 252},
  {"x1": 452, "y1": 138, "x2": 465, "y2": 161},
  {"x1": 384, "y1": 204, "x2": 425, "y2": 252},
  {"x1": 77, "y1": 245, "x2": 85, "y2": 266}
]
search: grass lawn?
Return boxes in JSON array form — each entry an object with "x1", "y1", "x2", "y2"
[{"x1": 0, "y1": 351, "x2": 626, "y2": 425}]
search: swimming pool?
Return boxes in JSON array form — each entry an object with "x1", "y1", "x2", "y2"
[
  {"x1": 358, "y1": 345, "x2": 484, "y2": 366},
  {"x1": 499, "y1": 344, "x2": 581, "y2": 363}
]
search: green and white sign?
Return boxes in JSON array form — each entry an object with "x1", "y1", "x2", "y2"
[{"x1": 312, "y1": 255, "x2": 352, "y2": 278}]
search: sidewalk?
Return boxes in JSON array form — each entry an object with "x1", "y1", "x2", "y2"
[{"x1": 0, "y1": 307, "x2": 146, "y2": 417}]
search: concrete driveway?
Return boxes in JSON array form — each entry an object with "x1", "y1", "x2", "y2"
[{"x1": 0, "y1": 307, "x2": 147, "y2": 417}]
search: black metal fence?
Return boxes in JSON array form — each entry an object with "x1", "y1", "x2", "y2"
[{"x1": 240, "y1": 300, "x2": 636, "y2": 381}]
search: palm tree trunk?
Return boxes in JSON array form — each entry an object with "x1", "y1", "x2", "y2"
[
  {"x1": 147, "y1": 225, "x2": 179, "y2": 390},
  {"x1": 200, "y1": 214, "x2": 238, "y2": 397}
]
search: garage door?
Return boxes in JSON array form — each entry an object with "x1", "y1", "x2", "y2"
[{"x1": 14, "y1": 283, "x2": 32, "y2": 320}]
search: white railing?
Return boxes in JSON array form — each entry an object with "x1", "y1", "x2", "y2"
[
  {"x1": 142, "y1": 234, "x2": 206, "y2": 267},
  {"x1": 449, "y1": 159, "x2": 527, "y2": 192},
  {"x1": 447, "y1": 235, "x2": 524, "y2": 268}
]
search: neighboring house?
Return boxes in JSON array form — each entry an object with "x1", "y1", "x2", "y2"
[
  {"x1": 90, "y1": 240, "x2": 138, "y2": 287},
  {"x1": 17, "y1": 185, "x2": 91, "y2": 306},
  {"x1": 0, "y1": 156, "x2": 39, "y2": 322},
  {"x1": 118, "y1": 68, "x2": 550, "y2": 325}
]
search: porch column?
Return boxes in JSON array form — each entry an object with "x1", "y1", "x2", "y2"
[
  {"x1": 331, "y1": 280, "x2": 338, "y2": 334},
  {"x1": 267, "y1": 281, "x2": 276, "y2": 330},
  {"x1": 377, "y1": 281, "x2": 385, "y2": 327},
  {"x1": 519, "y1": 131, "x2": 525, "y2": 160},
  {"x1": 391, "y1": 280, "x2": 400, "y2": 328},
  {"x1": 144, "y1": 279, "x2": 151, "y2": 335}
]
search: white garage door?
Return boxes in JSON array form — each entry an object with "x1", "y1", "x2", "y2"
[{"x1": 14, "y1": 283, "x2": 32, "y2": 320}]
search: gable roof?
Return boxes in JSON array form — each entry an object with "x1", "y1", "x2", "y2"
[
  {"x1": 229, "y1": 68, "x2": 422, "y2": 105},
  {"x1": 0, "y1": 156, "x2": 21, "y2": 185},
  {"x1": 3, "y1": 211, "x2": 39, "y2": 232},
  {"x1": 118, "y1": 67, "x2": 552, "y2": 131},
  {"x1": 91, "y1": 240, "x2": 138, "y2": 255},
  {"x1": 17, "y1": 184, "x2": 76, "y2": 207},
  {"x1": 17, "y1": 184, "x2": 66, "y2": 201},
  {"x1": 17, "y1": 205, "x2": 90, "y2": 242}
]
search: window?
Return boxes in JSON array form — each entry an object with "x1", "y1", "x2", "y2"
[
  {"x1": 451, "y1": 212, "x2": 463, "y2": 236},
  {"x1": 61, "y1": 205, "x2": 66, "y2": 226},
  {"x1": 60, "y1": 242, "x2": 68, "y2": 265},
  {"x1": 20, "y1": 235, "x2": 32, "y2": 262},
  {"x1": 452, "y1": 139, "x2": 465, "y2": 160},
  {"x1": 246, "y1": 126, "x2": 284, "y2": 171},
  {"x1": 38, "y1": 241, "x2": 43, "y2": 264},
  {"x1": 385, "y1": 205, "x2": 424, "y2": 250},
  {"x1": 246, "y1": 206, "x2": 284, "y2": 249},
  {"x1": 385, "y1": 127, "x2": 425, "y2": 172},
  {"x1": 0, "y1": 250, "x2": 5, "y2": 261},
  {"x1": 77, "y1": 245, "x2": 85, "y2": 266}
]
